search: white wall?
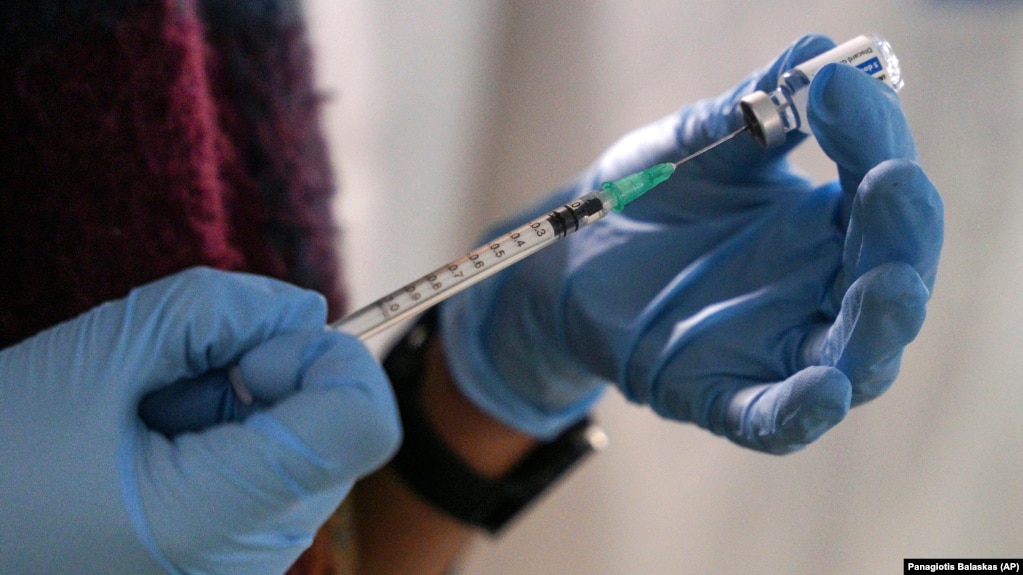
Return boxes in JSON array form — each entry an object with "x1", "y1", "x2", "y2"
[{"x1": 306, "y1": 2, "x2": 1023, "y2": 573}]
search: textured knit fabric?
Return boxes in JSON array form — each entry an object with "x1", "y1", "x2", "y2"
[
  {"x1": 0, "y1": 1, "x2": 349, "y2": 572},
  {"x1": 0, "y1": 0, "x2": 345, "y2": 346}
]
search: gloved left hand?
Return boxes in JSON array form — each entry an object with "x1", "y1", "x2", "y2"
[
  {"x1": 0, "y1": 267, "x2": 400, "y2": 574},
  {"x1": 441, "y1": 34, "x2": 943, "y2": 453}
]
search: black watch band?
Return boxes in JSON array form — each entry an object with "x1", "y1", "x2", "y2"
[{"x1": 384, "y1": 310, "x2": 606, "y2": 534}]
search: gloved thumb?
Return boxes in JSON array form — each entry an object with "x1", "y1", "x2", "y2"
[{"x1": 139, "y1": 330, "x2": 390, "y2": 436}]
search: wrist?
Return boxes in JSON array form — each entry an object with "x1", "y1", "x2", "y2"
[
  {"x1": 385, "y1": 311, "x2": 606, "y2": 533},
  {"x1": 419, "y1": 336, "x2": 538, "y2": 479}
]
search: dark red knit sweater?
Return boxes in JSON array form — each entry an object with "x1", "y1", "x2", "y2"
[{"x1": 1, "y1": 1, "x2": 347, "y2": 572}]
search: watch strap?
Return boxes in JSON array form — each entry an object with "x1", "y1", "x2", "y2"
[{"x1": 384, "y1": 311, "x2": 605, "y2": 534}]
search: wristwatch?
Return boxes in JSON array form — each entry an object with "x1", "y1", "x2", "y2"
[{"x1": 384, "y1": 310, "x2": 606, "y2": 534}]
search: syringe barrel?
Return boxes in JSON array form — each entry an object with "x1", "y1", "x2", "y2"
[
  {"x1": 740, "y1": 34, "x2": 903, "y2": 149},
  {"x1": 332, "y1": 191, "x2": 613, "y2": 339}
]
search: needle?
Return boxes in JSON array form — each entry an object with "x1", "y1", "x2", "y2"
[{"x1": 672, "y1": 125, "x2": 750, "y2": 168}]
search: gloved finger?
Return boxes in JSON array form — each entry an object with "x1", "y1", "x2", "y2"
[
  {"x1": 724, "y1": 366, "x2": 852, "y2": 455},
  {"x1": 138, "y1": 331, "x2": 341, "y2": 436},
  {"x1": 808, "y1": 63, "x2": 917, "y2": 204},
  {"x1": 136, "y1": 331, "x2": 400, "y2": 570},
  {"x1": 249, "y1": 330, "x2": 402, "y2": 482},
  {"x1": 114, "y1": 267, "x2": 326, "y2": 396},
  {"x1": 840, "y1": 158, "x2": 943, "y2": 295},
  {"x1": 138, "y1": 369, "x2": 260, "y2": 437},
  {"x1": 814, "y1": 262, "x2": 930, "y2": 406}
]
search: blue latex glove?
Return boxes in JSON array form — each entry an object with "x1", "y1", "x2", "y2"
[
  {"x1": 0, "y1": 268, "x2": 400, "y2": 574},
  {"x1": 440, "y1": 35, "x2": 943, "y2": 452}
]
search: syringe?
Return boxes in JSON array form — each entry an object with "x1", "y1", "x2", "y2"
[
  {"x1": 335, "y1": 162, "x2": 677, "y2": 339},
  {"x1": 225, "y1": 162, "x2": 683, "y2": 407},
  {"x1": 334, "y1": 33, "x2": 904, "y2": 341}
]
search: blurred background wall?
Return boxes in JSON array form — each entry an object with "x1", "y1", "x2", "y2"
[{"x1": 305, "y1": 2, "x2": 1023, "y2": 573}]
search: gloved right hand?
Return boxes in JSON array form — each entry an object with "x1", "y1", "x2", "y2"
[{"x1": 0, "y1": 267, "x2": 400, "y2": 575}]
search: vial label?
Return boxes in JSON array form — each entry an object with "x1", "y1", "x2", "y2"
[{"x1": 795, "y1": 34, "x2": 902, "y2": 92}]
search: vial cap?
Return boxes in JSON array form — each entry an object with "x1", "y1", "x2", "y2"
[{"x1": 739, "y1": 91, "x2": 786, "y2": 149}]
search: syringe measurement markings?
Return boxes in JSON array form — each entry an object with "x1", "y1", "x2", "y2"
[
  {"x1": 371, "y1": 195, "x2": 608, "y2": 322},
  {"x1": 373, "y1": 217, "x2": 559, "y2": 322}
]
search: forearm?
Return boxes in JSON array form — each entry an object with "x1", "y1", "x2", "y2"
[{"x1": 352, "y1": 337, "x2": 539, "y2": 575}]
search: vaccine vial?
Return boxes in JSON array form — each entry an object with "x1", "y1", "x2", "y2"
[{"x1": 739, "y1": 34, "x2": 903, "y2": 149}]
